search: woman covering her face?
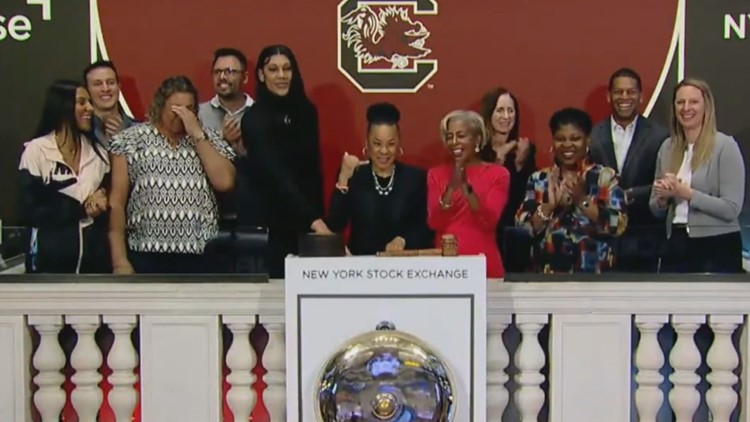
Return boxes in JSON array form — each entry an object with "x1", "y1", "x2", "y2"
[
  {"x1": 241, "y1": 44, "x2": 329, "y2": 278},
  {"x1": 108, "y1": 76, "x2": 236, "y2": 274},
  {"x1": 426, "y1": 110, "x2": 510, "y2": 278},
  {"x1": 478, "y1": 87, "x2": 537, "y2": 270},
  {"x1": 650, "y1": 78, "x2": 745, "y2": 273},
  {"x1": 18, "y1": 80, "x2": 111, "y2": 273},
  {"x1": 516, "y1": 107, "x2": 627, "y2": 273},
  {"x1": 325, "y1": 102, "x2": 432, "y2": 255}
]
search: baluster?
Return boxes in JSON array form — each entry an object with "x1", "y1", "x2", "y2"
[
  {"x1": 634, "y1": 315, "x2": 668, "y2": 422},
  {"x1": 224, "y1": 316, "x2": 257, "y2": 422},
  {"x1": 513, "y1": 314, "x2": 547, "y2": 422},
  {"x1": 669, "y1": 315, "x2": 704, "y2": 422},
  {"x1": 263, "y1": 321, "x2": 286, "y2": 422},
  {"x1": 706, "y1": 315, "x2": 741, "y2": 422},
  {"x1": 103, "y1": 315, "x2": 139, "y2": 422},
  {"x1": 66, "y1": 315, "x2": 103, "y2": 422},
  {"x1": 29, "y1": 316, "x2": 66, "y2": 422},
  {"x1": 487, "y1": 315, "x2": 511, "y2": 421}
]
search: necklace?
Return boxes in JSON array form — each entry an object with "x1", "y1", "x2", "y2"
[
  {"x1": 372, "y1": 167, "x2": 395, "y2": 196},
  {"x1": 56, "y1": 134, "x2": 81, "y2": 173}
]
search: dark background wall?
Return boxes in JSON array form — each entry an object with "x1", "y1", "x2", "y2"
[
  {"x1": 3, "y1": 0, "x2": 747, "y2": 240},
  {"x1": 1, "y1": 0, "x2": 89, "y2": 224}
]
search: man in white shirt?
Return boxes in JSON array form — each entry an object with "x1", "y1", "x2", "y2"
[
  {"x1": 198, "y1": 48, "x2": 254, "y2": 156},
  {"x1": 589, "y1": 68, "x2": 669, "y2": 272}
]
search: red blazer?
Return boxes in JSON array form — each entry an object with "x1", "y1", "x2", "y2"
[{"x1": 427, "y1": 162, "x2": 510, "y2": 278}]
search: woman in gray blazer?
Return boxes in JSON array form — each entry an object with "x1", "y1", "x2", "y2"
[{"x1": 650, "y1": 78, "x2": 745, "y2": 273}]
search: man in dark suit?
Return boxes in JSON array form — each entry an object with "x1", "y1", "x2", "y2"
[{"x1": 590, "y1": 68, "x2": 670, "y2": 272}]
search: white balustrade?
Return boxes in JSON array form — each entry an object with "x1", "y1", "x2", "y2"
[
  {"x1": 223, "y1": 315, "x2": 257, "y2": 422},
  {"x1": 29, "y1": 315, "x2": 66, "y2": 422},
  {"x1": 103, "y1": 315, "x2": 139, "y2": 422},
  {"x1": 634, "y1": 315, "x2": 668, "y2": 422},
  {"x1": 4, "y1": 280, "x2": 750, "y2": 421},
  {"x1": 66, "y1": 315, "x2": 103, "y2": 422},
  {"x1": 705, "y1": 315, "x2": 742, "y2": 422},
  {"x1": 487, "y1": 314, "x2": 511, "y2": 421},
  {"x1": 513, "y1": 314, "x2": 547, "y2": 422},
  {"x1": 669, "y1": 315, "x2": 704, "y2": 422},
  {"x1": 262, "y1": 320, "x2": 286, "y2": 422}
]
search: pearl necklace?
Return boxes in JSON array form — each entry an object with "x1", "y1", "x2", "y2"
[{"x1": 372, "y1": 167, "x2": 395, "y2": 196}]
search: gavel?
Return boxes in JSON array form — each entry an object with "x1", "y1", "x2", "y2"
[{"x1": 376, "y1": 234, "x2": 458, "y2": 257}]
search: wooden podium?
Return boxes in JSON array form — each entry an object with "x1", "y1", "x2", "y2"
[{"x1": 285, "y1": 255, "x2": 487, "y2": 421}]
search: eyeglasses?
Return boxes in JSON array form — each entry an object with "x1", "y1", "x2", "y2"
[{"x1": 213, "y1": 68, "x2": 243, "y2": 77}]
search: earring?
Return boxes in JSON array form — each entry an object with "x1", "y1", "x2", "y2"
[{"x1": 474, "y1": 145, "x2": 480, "y2": 153}]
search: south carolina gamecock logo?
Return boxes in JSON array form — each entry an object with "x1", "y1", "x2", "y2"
[{"x1": 338, "y1": 0, "x2": 438, "y2": 93}]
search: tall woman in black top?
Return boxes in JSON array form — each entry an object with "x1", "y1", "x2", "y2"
[
  {"x1": 241, "y1": 45, "x2": 330, "y2": 277},
  {"x1": 326, "y1": 102, "x2": 432, "y2": 255}
]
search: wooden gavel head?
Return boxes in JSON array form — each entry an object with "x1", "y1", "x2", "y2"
[{"x1": 440, "y1": 234, "x2": 458, "y2": 257}]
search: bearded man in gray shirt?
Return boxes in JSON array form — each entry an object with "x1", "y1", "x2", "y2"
[{"x1": 198, "y1": 48, "x2": 254, "y2": 156}]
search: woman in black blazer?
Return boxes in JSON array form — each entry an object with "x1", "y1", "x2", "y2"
[{"x1": 326, "y1": 103, "x2": 433, "y2": 255}]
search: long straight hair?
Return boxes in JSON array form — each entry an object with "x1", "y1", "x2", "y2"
[
  {"x1": 34, "y1": 79, "x2": 105, "y2": 161},
  {"x1": 668, "y1": 78, "x2": 717, "y2": 173}
]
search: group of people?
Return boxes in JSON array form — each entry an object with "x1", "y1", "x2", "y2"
[{"x1": 17, "y1": 44, "x2": 746, "y2": 278}]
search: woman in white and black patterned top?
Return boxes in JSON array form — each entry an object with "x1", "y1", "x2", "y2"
[{"x1": 108, "y1": 76, "x2": 236, "y2": 274}]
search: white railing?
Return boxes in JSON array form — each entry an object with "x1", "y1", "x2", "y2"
[{"x1": 0, "y1": 278, "x2": 748, "y2": 421}]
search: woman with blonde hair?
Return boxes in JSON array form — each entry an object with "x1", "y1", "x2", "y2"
[
  {"x1": 427, "y1": 110, "x2": 510, "y2": 278},
  {"x1": 650, "y1": 78, "x2": 745, "y2": 273}
]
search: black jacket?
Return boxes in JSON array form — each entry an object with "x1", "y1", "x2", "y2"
[
  {"x1": 326, "y1": 162, "x2": 433, "y2": 255},
  {"x1": 241, "y1": 96, "x2": 324, "y2": 276},
  {"x1": 590, "y1": 115, "x2": 669, "y2": 227},
  {"x1": 18, "y1": 133, "x2": 111, "y2": 273}
]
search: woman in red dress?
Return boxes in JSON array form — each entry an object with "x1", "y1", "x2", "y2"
[{"x1": 427, "y1": 110, "x2": 510, "y2": 278}]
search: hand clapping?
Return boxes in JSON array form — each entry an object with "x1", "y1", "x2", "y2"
[
  {"x1": 449, "y1": 161, "x2": 467, "y2": 189},
  {"x1": 562, "y1": 173, "x2": 586, "y2": 205},
  {"x1": 222, "y1": 115, "x2": 241, "y2": 144},
  {"x1": 655, "y1": 173, "x2": 692, "y2": 201}
]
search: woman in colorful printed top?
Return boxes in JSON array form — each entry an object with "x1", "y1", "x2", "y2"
[
  {"x1": 516, "y1": 108, "x2": 627, "y2": 273},
  {"x1": 108, "y1": 76, "x2": 236, "y2": 274}
]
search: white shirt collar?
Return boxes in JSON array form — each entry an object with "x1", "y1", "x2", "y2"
[
  {"x1": 610, "y1": 115, "x2": 638, "y2": 132},
  {"x1": 209, "y1": 93, "x2": 254, "y2": 114}
]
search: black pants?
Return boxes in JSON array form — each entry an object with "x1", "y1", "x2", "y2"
[
  {"x1": 128, "y1": 251, "x2": 218, "y2": 274},
  {"x1": 614, "y1": 227, "x2": 663, "y2": 273},
  {"x1": 659, "y1": 227, "x2": 744, "y2": 273}
]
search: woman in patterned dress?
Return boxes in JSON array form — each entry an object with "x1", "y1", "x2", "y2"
[{"x1": 108, "y1": 76, "x2": 236, "y2": 274}]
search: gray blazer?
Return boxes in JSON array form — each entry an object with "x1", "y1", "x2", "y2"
[{"x1": 649, "y1": 131, "x2": 745, "y2": 238}]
